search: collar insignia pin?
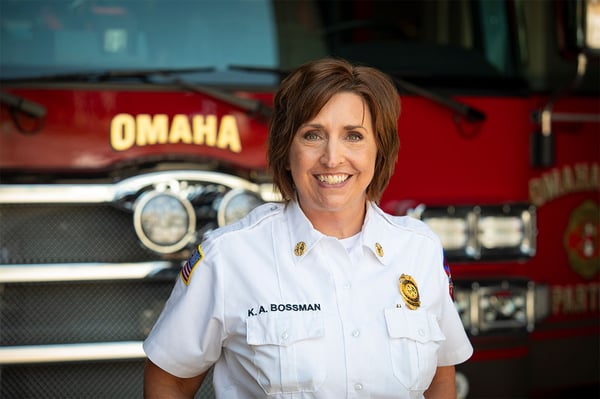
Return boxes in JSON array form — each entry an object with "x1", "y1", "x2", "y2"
[
  {"x1": 398, "y1": 274, "x2": 420, "y2": 310},
  {"x1": 375, "y1": 242, "x2": 384, "y2": 257},
  {"x1": 294, "y1": 241, "x2": 306, "y2": 256}
]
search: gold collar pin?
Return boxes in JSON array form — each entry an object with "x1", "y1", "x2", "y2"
[
  {"x1": 294, "y1": 241, "x2": 306, "y2": 256},
  {"x1": 375, "y1": 242, "x2": 384, "y2": 257}
]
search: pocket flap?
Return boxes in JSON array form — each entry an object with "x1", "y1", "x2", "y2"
[
  {"x1": 384, "y1": 308, "x2": 445, "y2": 344},
  {"x1": 247, "y1": 313, "x2": 325, "y2": 347}
]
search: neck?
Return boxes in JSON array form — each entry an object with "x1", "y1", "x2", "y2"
[{"x1": 300, "y1": 200, "x2": 368, "y2": 239}]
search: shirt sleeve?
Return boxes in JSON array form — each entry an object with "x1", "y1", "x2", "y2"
[
  {"x1": 434, "y1": 248, "x2": 474, "y2": 367},
  {"x1": 143, "y1": 237, "x2": 225, "y2": 378}
]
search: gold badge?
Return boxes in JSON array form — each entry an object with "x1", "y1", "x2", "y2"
[
  {"x1": 398, "y1": 274, "x2": 420, "y2": 310},
  {"x1": 294, "y1": 241, "x2": 306, "y2": 256},
  {"x1": 375, "y1": 242, "x2": 384, "y2": 257}
]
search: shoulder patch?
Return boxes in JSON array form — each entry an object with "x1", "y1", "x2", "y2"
[
  {"x1": 443, "y1": 258, "x2": 454, "y2": 300},
  {"x1": 181, "y1": 244, "x2": 204, "y2": 285}
]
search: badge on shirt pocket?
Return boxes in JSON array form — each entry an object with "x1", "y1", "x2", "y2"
[{"x1": 398, "y1": 274, "x2": 421, "y2": 310}]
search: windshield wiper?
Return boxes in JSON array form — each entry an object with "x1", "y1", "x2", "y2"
[
  {"x1": 166, "y1": 77, "x2": 272, "y2": 119},
  {"x1": 228, "y1": 64, "x2": 485, "y2": 123},
  {"x1": 228, "y1": 65, "x2": 291, "y2": 80},
  {"x1": 392, "y1": 76, "x2": 486, "y2": 123},
  {"x1": 0, "y1": 91, "x2": 46, "y2": 134},
  {"x1": 0, "y1": 91, "x2": 46, "y2": 118},
  {"x1": 1, "y1": 67, "x2": 272, "y2": 119},
  {"x1": 0, "y1": 67, "x2": 216, "y2": 83}
]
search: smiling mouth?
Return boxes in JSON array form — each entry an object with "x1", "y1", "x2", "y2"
[{"x1": 316, "y1": 174, "x2": 350, "y2": 185}]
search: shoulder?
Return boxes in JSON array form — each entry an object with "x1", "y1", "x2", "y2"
[
  {"x1": 203, "y1": 202, "x2": 284, "y2": 244},
  {"x1": 368, "y1": 203, "x2": 440, "y2": 244}
]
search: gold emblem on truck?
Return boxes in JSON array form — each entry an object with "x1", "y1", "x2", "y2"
[{"x1": 564, "y1": 200, "x2": 599, "y2": 279}]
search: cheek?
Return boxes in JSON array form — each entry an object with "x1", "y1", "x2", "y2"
[
  {"x1": 289, "y1": 145, "x2": 316, "y2": 170},
  {"x1": 287, "y1": 147, "x2": 305, "y2": 179},
  {"x1": 360, "y1": 147, "x2": 378, "y2": 173},
  {"x1": 287, "y1": 147, "x2": 298, "y2": 172}
]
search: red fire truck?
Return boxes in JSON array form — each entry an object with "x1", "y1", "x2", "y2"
[{"x1": 0, "y1": 1, "x2": 598, "y2": 398}]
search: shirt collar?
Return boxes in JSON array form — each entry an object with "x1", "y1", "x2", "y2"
[
  {"x1": 361, "y1": 201, "x2": 394, "y2": 266},
  {"x1": 285, "y1": 200, "x2": 325, "y2": 264},
  {"x1": 285, "y1": 200, "x2": 393, "y2": 267}
]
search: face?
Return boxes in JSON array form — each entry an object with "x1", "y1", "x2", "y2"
[{"x1": 288, "y1": 91, "x2": 377, "y2": 219}]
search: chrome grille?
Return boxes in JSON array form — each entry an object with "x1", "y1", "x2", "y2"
[
  {"x1": 0, "y1": 279, "x2": 175, "y2": 346},
  {"x1": 0, "y1": 204, "x2": 155, "y2": 264},
  {"x1": 0, "y1": 171, "x2": 265, "y2": 398},
  {"x1": 1, "y1": 361, "x2": 216, "y2": 398},
  {"x1": 2, "y1": 361, "x2": 145, "y2": 398}
]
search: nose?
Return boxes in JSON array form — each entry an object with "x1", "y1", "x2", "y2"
[{"x1": 320, "y1": 139, "x2": 344, "y2": 168}]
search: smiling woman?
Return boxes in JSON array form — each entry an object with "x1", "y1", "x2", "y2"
[
  {"x1": 142, "y1": 58, "x2": 473, "y2": 399},
  {"x1": 268, "y1": 59, "x2": 400, "y2": 205}
]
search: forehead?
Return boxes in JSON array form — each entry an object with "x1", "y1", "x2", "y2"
[{"x1": 308, "y1": 91, "x2": 371, "y2": 125}]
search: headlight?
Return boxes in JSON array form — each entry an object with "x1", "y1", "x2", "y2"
[
  {"x1": 454, "y1": 280, "x2": 549, "y2": 335},
  {"x1": 133, "y1": 190, "x2": 196, "y2": 254},
  {"x1": 217, "y1": 188, "x2": 264, "y2": 226},
  {"x1": 478, "y1": 283, "x2": 528, "y2": 330},
  {"x1": 410, "y1": 204, "x2": 536, "y2": 261}
]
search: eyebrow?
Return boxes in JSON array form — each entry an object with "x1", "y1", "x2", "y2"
[
  {"x1": 300, "y1": 123, "x2": 368, "y2": 131},
  {"x1": 345, "y1": 124, "x2": 368, "y2": 131}
]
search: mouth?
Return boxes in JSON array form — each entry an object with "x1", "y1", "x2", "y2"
[{"x1": 315, "y1": 174, "x2": 350, "y2": 185}]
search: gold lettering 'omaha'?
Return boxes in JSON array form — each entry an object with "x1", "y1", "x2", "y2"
[
  {"x1": 110, "y1": 113, "x2": 242, "y2": 153},
  {"x1": 529, "y1": 163, "x2": 599, "y2": 207}
]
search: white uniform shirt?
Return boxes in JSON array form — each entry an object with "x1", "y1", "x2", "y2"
[{"x1": 144, "y1": 200, "x2": 473, "y2": 399}]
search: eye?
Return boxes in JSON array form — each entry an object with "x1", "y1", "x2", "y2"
[
  {"x1": 302, "y1": 131, "x2": 321, "y2": 141},
  {"x1": 346, "y1": 132, "x2": 364, "y2": 141}
]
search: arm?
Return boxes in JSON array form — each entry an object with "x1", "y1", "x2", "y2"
[
  {"x1": 143, "y1": 358, "x2": 207, "y2": 399},
  {"x1": 424, "y1": 365, "x2": 456, "y2": 399}
]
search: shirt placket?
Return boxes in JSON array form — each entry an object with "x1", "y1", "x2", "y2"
[{"x1": 318, "y1": 238, "x2": 372, "y2": 398}]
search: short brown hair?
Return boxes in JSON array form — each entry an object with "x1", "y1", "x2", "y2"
[{"x1": 267, "y1": 58, "x2": 400, "y2": 202}]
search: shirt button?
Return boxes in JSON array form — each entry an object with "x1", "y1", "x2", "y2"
[
  {"x1": 343, "y1": 282, "x2": 351, "y2": 289},
  {"x1": 281, "y1": 331, "x2": 289, "y2": 340},
  {"x1": 354, "y1": 383, "x2": 363, "y2": 391},
  {"x1": 418, "y1": 329, "x2": 425, "y2": 336},
  {"x1": 351, "y1": 329, "x2": 360, "y2": 337}
]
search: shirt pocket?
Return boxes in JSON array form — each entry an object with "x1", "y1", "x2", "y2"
[
  {"x1": 246, "y1": 312, "x2": 327, "y2": 395},
  {"x1": 384, "y1": 307, "x2": 446, "y2": 391}
]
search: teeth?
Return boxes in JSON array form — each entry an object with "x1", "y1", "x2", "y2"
[{"x1": 317, "y1": 174, "x2": 349, "y2": 184}]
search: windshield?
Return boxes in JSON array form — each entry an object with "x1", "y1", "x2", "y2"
[
  {"x1": 0, "y1": 0, "x2": 279, "y2": 85},
  {"x1": 0, "y1": 0, "x2": 595, "y2": 91}
]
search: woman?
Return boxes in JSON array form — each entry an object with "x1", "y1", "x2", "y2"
[{"x1": 143, "y1": 58, "x2": 473, "y2": 398}]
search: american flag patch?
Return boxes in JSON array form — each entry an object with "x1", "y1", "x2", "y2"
[
  {"x1": 180, "y1": 245, "x2": 204, "y2": 285},
  {"x1": 443, "y1": 258, "x2": 454, "y2": 300}
]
